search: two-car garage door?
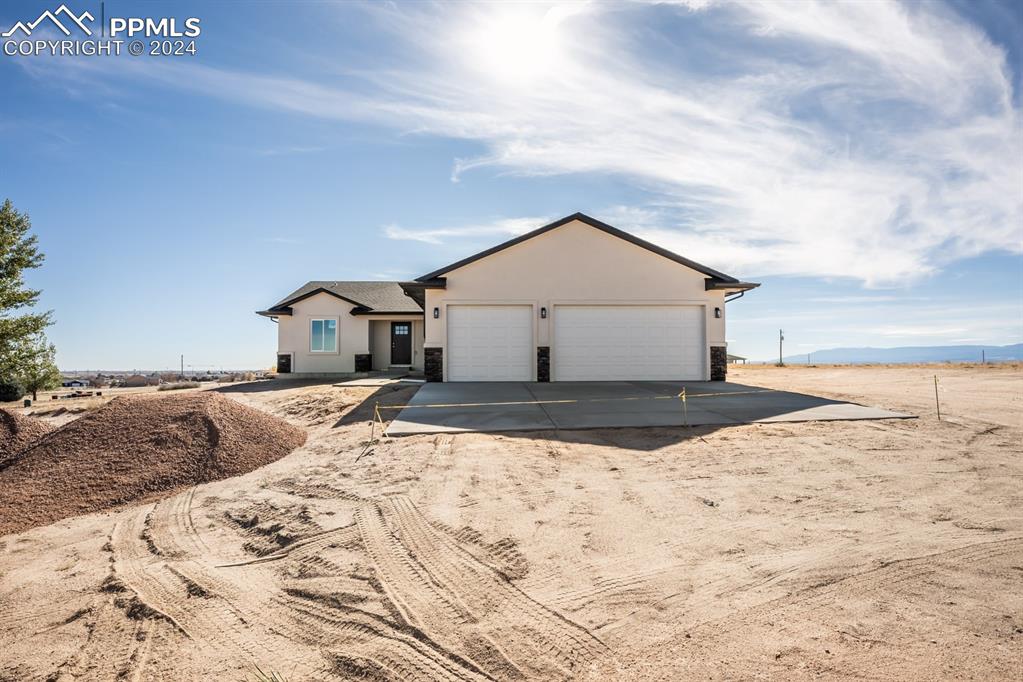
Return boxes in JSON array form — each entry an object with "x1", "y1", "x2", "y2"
[
  {"x1": 447, "y1": 304, "x2": 705, "y2": 381},
  {"x1": 554, "y1": 305, "x2": 704, "y2": 381}
]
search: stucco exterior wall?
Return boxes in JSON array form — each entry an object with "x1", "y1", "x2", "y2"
[
  {"x1": 276, "y1": 293, "x2": 369, "y2": 373},
  {"x1": 423, "y1": 219, "x2": 729, "y2": 380},
  {"x1": 370, "y1": 321, "x2": 389, "y2": 371}
]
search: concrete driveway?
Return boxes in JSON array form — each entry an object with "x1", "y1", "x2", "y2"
[{"x1": 385, "y1": 381, "x2": 912, "y2": 436}]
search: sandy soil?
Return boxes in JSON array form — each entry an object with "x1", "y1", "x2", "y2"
[{"x1": 0, "y1": 367, "x2": 1020, "y2": 680}]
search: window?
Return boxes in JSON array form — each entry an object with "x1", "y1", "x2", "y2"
[{"x1": 310, "y1": 318, "x2": 337, "y2": 352}]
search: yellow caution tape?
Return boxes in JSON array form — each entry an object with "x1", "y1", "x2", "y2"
[{"x1": 372, "y1": 388, "x2": 776, "y2": 411}]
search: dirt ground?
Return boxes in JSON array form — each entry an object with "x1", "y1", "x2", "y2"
[{"x1": 1, "y1": 366, "x2": 1020, "y2": 680}]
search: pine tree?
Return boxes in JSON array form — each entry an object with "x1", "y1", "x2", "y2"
[{"x1": 0, "y1": 199, "x2": 52, "y2": 380}]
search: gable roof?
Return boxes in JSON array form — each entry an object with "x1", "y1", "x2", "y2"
[
  {"x1": 257, "y1": 281, "x2": 423, "y2": 317},
  {"x1": 413, "y1": 212, "x2": 758, "y2": 290}
]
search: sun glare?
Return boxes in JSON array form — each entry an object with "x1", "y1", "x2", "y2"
[{"x1": 460, "y1": 4, "x2": 578, "y2": 86}]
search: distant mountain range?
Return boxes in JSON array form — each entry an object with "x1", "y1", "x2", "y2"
[{"x1": 772, "y1": 343, "x2": 1023, "y2": 365}]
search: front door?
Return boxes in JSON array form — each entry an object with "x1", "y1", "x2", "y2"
[{"x1": 390, "y1": 322, "x2": 412, "y2": 365}]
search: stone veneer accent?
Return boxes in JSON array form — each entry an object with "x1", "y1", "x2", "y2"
[
  {"x1": 537, "y1": 346, "x2": 550, "y2": 382},
  {"x1": 354, "y1": 353, "x2": 372, "y2": 373},
  {"x1": 710, "y1": 346, "x2": 727, "y2": 381},
  {"x1": 425, "y1": 347, "x2": 443, "y2": 382}
]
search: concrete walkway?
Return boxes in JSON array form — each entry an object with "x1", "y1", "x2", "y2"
[{"x1": 385, "y1": 381, "x2": 913, "y2": 435}]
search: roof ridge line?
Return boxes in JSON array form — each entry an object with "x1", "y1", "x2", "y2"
[{"x1": 414, "y1": 212, "x2": 744, "y2": 283}]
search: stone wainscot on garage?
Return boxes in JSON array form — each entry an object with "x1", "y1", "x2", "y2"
[{"x1": 258, "y1": 213, "x2": 759, "y2": 381}]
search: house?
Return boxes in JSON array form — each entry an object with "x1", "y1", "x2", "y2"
[
  {"x1": 61, "y1": 378, "x2": 89, "y2": 388},
  {"x1": 258, "y1": 213, "x2": 758, "y2": 381},
  {"x1": 120, "y1": 374, "x2": 160, "y2": 388},
  {"x1": 727, "y1": 354, "x2": 747, "y2": 364},
  {"x1": 258, "y1": 281, "x2": 425, "y2": 375}
]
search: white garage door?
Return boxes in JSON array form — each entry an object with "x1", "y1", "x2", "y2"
[
  {"x1": 447, "y1": 305, "x2": 533, "y2": 381},
  {"x1": 554, "y1": 305, "x2": 704, "y2": 381}
]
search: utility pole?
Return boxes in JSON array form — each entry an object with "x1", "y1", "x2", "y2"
[
  {"x1": 180, "y1": 354, "x2": 184, "y2": 379},
  {"x1": 778, "y1": 329, "x2": 785, "y2": 366},
  {"x1": 982, "y1": 349, "x2": 986, "y2": 364}
]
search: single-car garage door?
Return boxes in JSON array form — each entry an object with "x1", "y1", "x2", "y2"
[
  {"x1": 447, "y1": 305, "x2": 533, "y2": 381},
  {"x1": 554, "y1": 305, "x2": 704, "y2": 381}
]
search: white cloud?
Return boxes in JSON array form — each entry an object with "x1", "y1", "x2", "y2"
[
  {"x1": 19, "y1": 1, "x2": 1021, "y2": 285},
  {"x1": 807, "y1": 295, "x2": 904, "y2": 304},
  {"x1": 383, "y1": 216, "x2": 550, "y2": 244},
  {"x1": 356, "y1": 0, "x2": 1021, "y2": 285}
]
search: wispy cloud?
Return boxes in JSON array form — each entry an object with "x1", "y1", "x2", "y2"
[
  {"x1": 368, "y1": 1, "x2": 1022, "y2": 285},
  {"x1": 807, "y1": 295, "x2": 921, "y2": 304},
  {"x1": 18, "y1": 1, "x2": 1021, "y2": 286},
  {"x1": 383, "y1": 216, "x2": 550, "y2": 244}
]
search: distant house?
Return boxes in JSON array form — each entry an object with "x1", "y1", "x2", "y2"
[
  {"x1": 121, "y1": 374, "x2": 160, "y2": 388},
  {"x1": 61, "y1": 378, "x2": 89, "y2": 388},
  {"x1": 727, "y1": 354, "x2": 746, "y2": 364}
]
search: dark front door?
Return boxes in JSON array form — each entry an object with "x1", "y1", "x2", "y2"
[{"x1": 391, "y1": 322, "x2": 412, "y2": 365}]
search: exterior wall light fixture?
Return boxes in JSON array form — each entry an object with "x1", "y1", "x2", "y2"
[
  {"x1": 433, "y1": 307, "x2": 440, "y2": 319},
  {"x1": 714, "y1": 307, "x2": 722, "y2": 318},
  {"x1": 540, "y1": 307, "x2": 547, "y2": 319}
]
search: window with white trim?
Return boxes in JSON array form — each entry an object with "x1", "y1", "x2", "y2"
[{"x1": 310, "y1": 318, "x2": 337, "y2": 352}]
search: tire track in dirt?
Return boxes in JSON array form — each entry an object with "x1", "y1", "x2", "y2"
[
  {"x1": 542, "y1": 567, "x2": 678, "y2": 609},
  {"x1": 274, "y1": 590, "x2": 493, "y2": 681},
  {"x1": 174, "y1": 486, "x2": 211, "y2": 554},
  {"x1": 388, "y1": 496, "x2": 608, "y2": 664},
  {"x1": 355, "y1": 503, "x2": 491, "y2": 648},
  {"x1": 216, "y1": 524, "x2": 361, "y2": 567},
  {"x1": 110, "y1": 505, "x2": 335, "y2": 679},
  {"x1": 150, "y1": 492, "x2": 489, "y2": 681},
  {"x1": 426, "y1": 521, "x2": 530, "y2": 581},
  {"x1": 358, "y1": 496, "x2": 607, "y2": 679},
  {"x1": 599, "y1": 536, "x2": 1023, "y2": 642},
  {"x1": 54, "y1": 598, "x2": 163, "y2": 682}
]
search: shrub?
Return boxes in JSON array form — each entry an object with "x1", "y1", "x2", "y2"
[
  {"x1": 158, "y1": 382, "x2": 200, "y2": 391},
  {"x1": 0, "y1": 379, "x2": 25, "y2": 402}
]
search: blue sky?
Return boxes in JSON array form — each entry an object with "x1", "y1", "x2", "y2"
[{"x1": 1, "y1": 0, "x2": 1020, "y2": 370}]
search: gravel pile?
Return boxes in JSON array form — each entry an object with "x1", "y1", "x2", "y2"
[
  {"x1": 0, "y1": 392, "x2": 306, "y2": 535},
  {"x1": 0, "y1": 409, "x2": 53, "y2": 469}
]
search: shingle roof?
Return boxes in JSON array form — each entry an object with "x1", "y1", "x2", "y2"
[{"x1": 258, "y1": 281, "x2": 422, "y2": 316}]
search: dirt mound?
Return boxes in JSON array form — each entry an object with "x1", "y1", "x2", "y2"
[
  {"x1": 0, "y1": 408, "x2": 53, "y2": 468},
  {"x1": 0, "y1": 392, "x2": 306, "y2": 535}
]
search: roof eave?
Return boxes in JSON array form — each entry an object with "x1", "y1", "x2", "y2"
[
  {"x1": 268, "y1": 286, "x2": 367, "y2": 312},
  {"x1": 413, "y1": 212, "x2": 745, "y2": 283},
  {"x1": 399, "y1": 278, "x2": 446, "y2": 308},
  {"x1": 706, "y1": 280, "x2": 761, "y2": 292},
  {"x1": 256, "y1": 308, "x2": 291, "y2": 317},
  {"x1": 350, "y1": 309, "x2": 426, "y2": 317}
]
